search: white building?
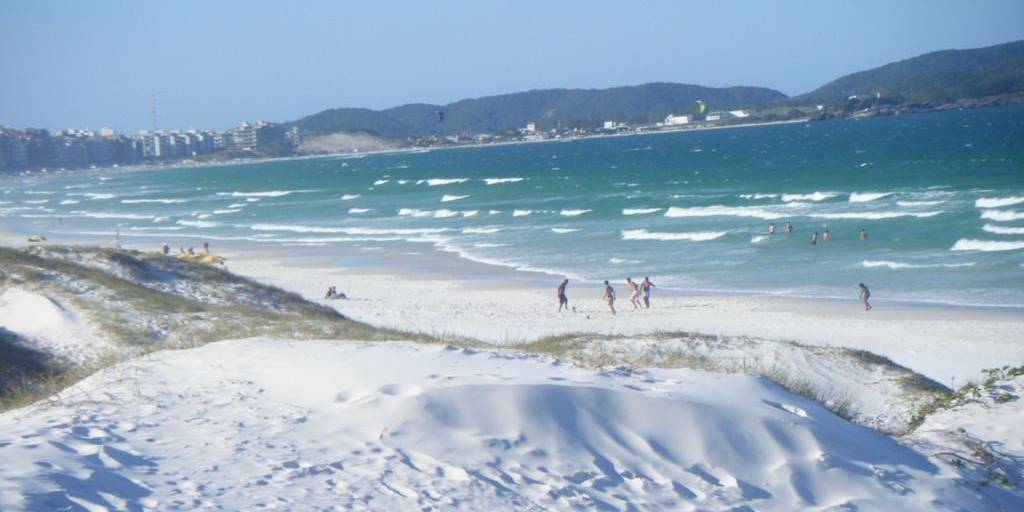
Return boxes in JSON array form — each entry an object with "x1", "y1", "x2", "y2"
[
  {"x1": 525, "y1": 122, "x2": 536, "y2": 133},
  {"x1": 727, "y1": 110, "x2": 749, "y2": 119},
  {"x1": 602, "y1": 120, "x2": 618, "y2": 130},
  {"x1": 664, "y1": 114, "x2": 690, "y2": 126}
]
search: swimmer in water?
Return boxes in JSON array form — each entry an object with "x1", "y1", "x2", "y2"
[
  {"x1": 811, "y1": 231, "x2": 818, "y2": 245},
  {"x1": 769, "y1": 222, "x2": 776, "y2": 235}
]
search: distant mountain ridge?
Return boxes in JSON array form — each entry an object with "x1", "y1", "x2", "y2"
[
  {"x1": 799, "y1": 40, "x2": 1024, "y2": 104},
  {"x1": 288, "y1": 40, "x2": 1024, "y2": 141},
  {"x1": 289, "y1": 83, "x2": 787, "y2": 139}
]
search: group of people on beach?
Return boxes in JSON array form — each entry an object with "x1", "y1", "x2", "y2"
[
  {"x1": 767, "y1": 222, "x2": 868, "y2": 245},
  {"x1": 557, "y1": 277, "x2": 655, "y2": 315}
]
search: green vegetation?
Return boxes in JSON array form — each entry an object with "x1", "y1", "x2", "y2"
[
  {"x1": 289, "y1": 82, "x2": 787, "y2": 139},
  {"x1": 798, "y1": 40, "x2": 1024, "y2": 106},
  {"x1": 0, "y1": 245, "x2": 460, "y2": 411}
]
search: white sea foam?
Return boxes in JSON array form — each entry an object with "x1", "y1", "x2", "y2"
[
  {"x1": 951, "y1": 239, "x2": 1024, "y2": 252},
  {"x1": 488, "y1": 210, "x2": 501, "y2": 215},
  {"x1": 975, "y1": 196, "x2": 1024, "y2": 208},
  {"x1": 622, "y1": 229, "x2": 726, "y2": 242},
  {"x1": 398, "y1": 208, "x2": 432, "y2": 218},
  {"x1": 433, "y1": 209, "x2": 459, "y2": 218},
  {"x1": 849, "y1": 192, "x2": 893, "y2": 203},
  {"x1": 423, "y1": 178, "x2": 469, "y2": 186},
  {"x1": 983, "y1": 224, "x2": 1024, "y2": 235},
  {"x1": 176, "y1": 220, "x2": 220, "y2": 228},
  {"x1": 211, "y1": 209, "x2": 242, "y2": 215},
  {"x1": 739, "y1": 193, "x2": 779, "y2": 200},
  {"x1": 664, "y1": 205, "x2": 787, "y2": 220},
  {"x1": 751, "y1": 235, "x2": 769, "y2": 244},
  {"x1": 59, "y1": 199, "x2": 80, "y2": 205},
  {"x1": 560, "y1": 209, "x2": 590, "y2": 217},
  {"x1": 484, "y1": 177, "x2": 524, "y2": 185},
  {"x1": 23, "y1": 199, "x2": 49, "y2": 204},
  {"x1": 463, "y1": 227, "x2": 501, "y2": 234},
  {"x1": 121, "y1": 198, "x2": 188, "y2": 204},
  {"x1": 128, "y1": 226, "x2": 184, "y2": 231},
  {"x1": 897, "y1": 200, "x2": 944, "y2": 207},
  {"x1": 980, "y1": 210, "x2": 1024, "y2": 222},
  {"x1": 609, "y1": 257, "x2": 641, "y2": 265},
  {"x1": 781, "y1": 191, "x2": 839, "y2": 202},
  {"x1": 461, "y1": 210, "x2": 479, "y2": 217},
  {"x1": 551, "y1": 228, "x2": 579, "y2": 234},
  {"x1": 513, "y1": 210, "x2": 533, "y2": 217},
  {"x1": 228, "y1": 203, "x2": 246, "y2": 208},
  {"x1": 70, "y1": 211, "x2": 154, "y2": 220},
  {"x1": 83, "y1": 193, "x2": 116, "y2": 200},
  {"x1": 348, "y1": 208, "x2": 370, "y2": 214},
  {"x1": 341, "y1": 194, "x2": 361, "y2": 200},
  {"x1": 862, "y1": 260, "x2": 976, "y2": 269},
  {"x1": 810, "y1": 211, "x2": 942, "y2": 220},
  {"x1": 245, "y1": 197, "x2": 260, "y2": 203},
  {"x1": 373, "y1": 179, "x2": 390, "y2": 186},
  {"x1": 441, "y1": 194, "x2": 469, "y2": 202},
  {"x1": 622, "y1": 208, "x2": 662, "y2": 215},
  {"x1": 250, "y1": 224, "x2": 446, "y2": 236},
  {"x1": 219, "y1": 190, "x2": 295, "y2": 198}
]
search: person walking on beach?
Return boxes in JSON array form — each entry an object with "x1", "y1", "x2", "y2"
[
  {"x1": 203, "y1": 241, "x2": 210, "y2": 254},
  {"x1": 769, "y1": 222, "x2": 776, "y2": 235},
  {"x1": 627, "y1": 278, "x2": 640, "y2": 309},
  {"x1": 859, "y1": 283, "x2": 872, "y2": 311},
  {"x1": 786, "y1": 222, "x2": 793, "y2": 234},
  {"x1": 557, "y1": 279, "x2": 569, "y2": 312},
  {"x1": 811, "y1": 231, "x2": 818, "y2": 245},
  {"x1": 860, "y1": 228, "x2": 868, "y2": 240},
  {"x1": 641, "y1": 276, "x2": 656, "y2": 308},
  {"x1": 603, "y1": 280, "x2": 617, "y2": 315}
]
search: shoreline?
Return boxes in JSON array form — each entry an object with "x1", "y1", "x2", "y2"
[{"x1": 4, "y1": 219, "x2": 1021, "y2": 383}]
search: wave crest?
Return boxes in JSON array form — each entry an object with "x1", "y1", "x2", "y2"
[{"x1": 622, "y1": 229, "x2": 726, "y2": 241}]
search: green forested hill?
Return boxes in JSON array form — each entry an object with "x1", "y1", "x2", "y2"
[
  {"x1": 289, "y1": 82, "x2": 787, "y2": 139},
  {"x1": 798, "y1": 40, "x2": 1024, "y2": 105}
]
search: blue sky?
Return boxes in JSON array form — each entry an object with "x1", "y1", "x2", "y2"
[{"x1": 2, "y1": 0, "x2": 1023, "y2": 133}]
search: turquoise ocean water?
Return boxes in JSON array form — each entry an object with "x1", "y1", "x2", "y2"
[{"x1": 3, "y1": 106, "x2": 1023, "y2": 307}]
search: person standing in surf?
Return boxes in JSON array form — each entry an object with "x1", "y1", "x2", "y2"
[
  {"x1": 603, "y1": 280, "x2": 617, "y2": 315},
  {"x1": 811, "y1": 231, "x2": 818, "y2": 245},
  {"x1": 557, "y1": 279, "x2": 569, "y2": 312},
  {"x1": 823, "y1": 229, "x2": 830, "y2": 242},
  {"x1": 860, "y1": 228, "x2": 868, "y2": 240},
  {"x1": 627, "y1": 278, "x2": 640, "y2": 309},
  {"x1": 859, "y1": 283, "x2": 872, "y2": 311},
  {"x1": 641, "y1": 276, "x2": 656, "y2": 308},
  {"x1": 769, "y1": 222, "x2": 776, "y2": 235},
  {"x1": 786, "y1": 222, "x2": 793, "y2": 235}
]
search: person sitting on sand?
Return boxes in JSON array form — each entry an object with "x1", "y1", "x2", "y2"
[
  {"x1": 557, "y1": 279, "x2": 569, "y2": 312},
  {"x1": 641, "y1": 276, "x2": 656, "y2": 308},
  {"x1": 859, "y1": 283, "x2": 872, "y2": 311},
  {"x1": 860, "y1": 228, "x2": 868, "y2": 240},
  {"x1": 769, "y1": 222, "x2": 776, "y2": 235},
  {"x1": 811, "y1": 232, "x2": 818, "y2": 245},
  {"x1": 627, "y1": 277, "x2": 640, "y2": 309},
  {"x1": 603, "y1": 280, "x2": 616, "y2": 315},
  {"x1": 785, "y1": 222, "x2": 793, "y2": 234},
  {"x1": 188, "y1": 246, "x2": 195, "y2": 255},
  {"x1": 325, "y1": 286, "x2": 336, "y2": 299}
]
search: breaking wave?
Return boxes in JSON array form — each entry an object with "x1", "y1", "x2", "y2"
[
  {"x1": 560, "y1": 209, "x2": 591, "y2": 217},
  {"x1": 622, "y1": 229, "x2": 727, "y2": 241},
  {"x1": 513, "y1": 210, "x2": 533, "y2": 217},
  {"x1": 862, "y1": 260, "x2": 975, "y2": 269},
  {"x1": 176, "y1": 220, "x2": 220, "y2": 228},
  {"x1": 810, "y1": 211, "x2": 942, "y2": 220},
  {"x1": 484, "y1": 177, "x2": 524, "y2": 185},
  {"x1": 551, "y1": 228, "x2": 579, "y2": 234},
  {"x1": 975, "y1": 196, "x2": 1024, "y2": 209},
  {"x1": 341, "y1": 194, "x2": 361, "y2": 200},
  {"x1": 441, "y1": 194, "x2": 469, "y2": 202},
  {"x1": 849, "y1": 192, "x2": 893, "y2": 203},
  {"x1": 348, "y1": 208, "x2": 370, "y2": 214},
  {"x1": 951, "y1": 239, "x2": 1024, "y2": 252},
  {"x1": 980, "y1": 210, "x2": 1024, "y2": 222},
  {"x1": 218, "y1": 190, "x2": 296, "y2": 198},
  {"x1": 622, "y1": 208, "x2": 662, "y2": 215},
  {"x1": 121, "y1": 198, "x2": 188, "y2": 204},
  {"x1": 421, "y1": 178, "x2": 469, "y2": 186},
  {"x1": 781, "y1": 191, "x2": 840, "y2": 202},
  {"x1": 462, "y1": 227, "x2": 501, "y2": 234},
  {"x1": 665, "y1": 205, "x2": 787, "y2": 220},
  {"x1": 983, "y1": 224, "x2": 1024, "y2": 235}
]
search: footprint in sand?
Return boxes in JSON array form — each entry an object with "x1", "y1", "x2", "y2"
[{"x1": 378, "y1": 384, "x2": 423, "y2": 397}]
